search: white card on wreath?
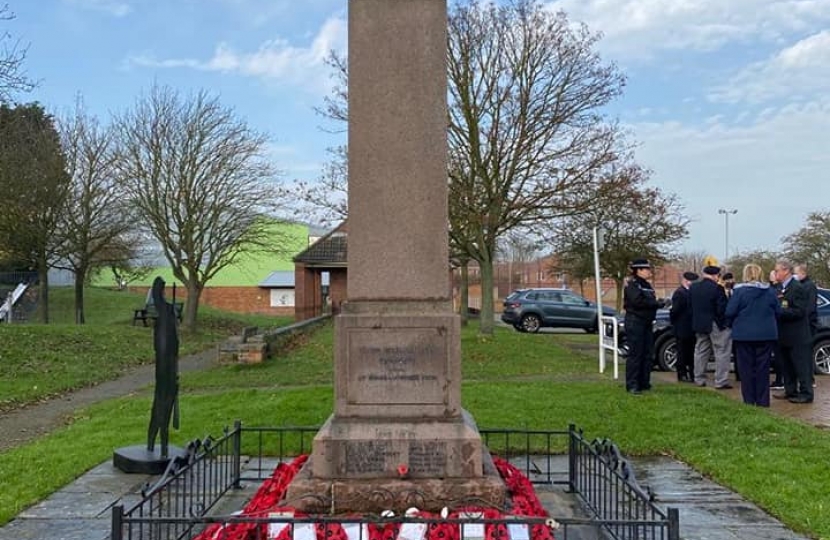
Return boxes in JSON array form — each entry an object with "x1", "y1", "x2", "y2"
[
  {"x1": 341, "y1": 522, "x2": 370, "y2": 540},
  {"x1": 398, "y1": 522, "x2": 427, "y2": 540},
  {"x1": 459, "y1": 512, "x2": 485, "y2": 540},
  {"x1": 293, "y1": 523, "x2": 317, "y2": 540},
  {"x1": 507, "y1": 523, "x2": 530, "y2": 540},
  {"x1": 267, "y1": 511, "x2": 294, "y2": 540}
]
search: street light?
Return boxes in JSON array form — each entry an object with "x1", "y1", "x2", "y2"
[{"x1": 718, "y1": 209, "x2": 738, "y2": 263}]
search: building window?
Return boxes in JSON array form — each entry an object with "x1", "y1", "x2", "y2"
[{"x1": 270, "y1": 289, "x2": 296, "y2": 307}]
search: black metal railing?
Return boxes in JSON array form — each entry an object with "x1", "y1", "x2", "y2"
[
  {"x1": 112, "y1": 423, "x2": 679, "y2": 540},
  {"x1": 114, "y1": 422, "x2": 243, "y2": 540},
  {"x1": 569, "y1": 426, "x2": 680, "y2": 540}
]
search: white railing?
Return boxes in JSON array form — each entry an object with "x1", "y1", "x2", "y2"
[{"x1": 0, "y1": 282, "x2": 29, "y2": 323}]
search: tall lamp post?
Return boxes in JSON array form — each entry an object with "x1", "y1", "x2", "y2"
[{"x1": 718, "y1": 208, "x2": 738, "y2": 264}]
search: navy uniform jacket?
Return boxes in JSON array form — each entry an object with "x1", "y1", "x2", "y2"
[
  {"x1": 624, "y1": 276, "x2": 660, "y2": 322},
  {"x1": 689, "y1": 278, "x2": 727, "y2": 334},
  {"x1": 669, "y1": 285, "x2": 694, "y2": 338}
]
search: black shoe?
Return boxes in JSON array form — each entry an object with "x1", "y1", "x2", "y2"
[
  {"x1": 788, "y1": 396, "x2": 814, "y2": 404},
  {"x1": 715, "y1": 384, "x2": 733, "y2": 390},
  {"x1": 627, "y1": 389, "x2": 642, "y2": 395},
  {"x1": 772, "y1": 393, "x2": 795, "y2": 400}
]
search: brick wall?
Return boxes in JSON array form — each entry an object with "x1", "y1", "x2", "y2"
[{"x1": 129, "y1": 285, "x2": 294, "y2": 317}]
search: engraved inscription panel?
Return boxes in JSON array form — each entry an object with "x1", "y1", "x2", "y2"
[
  {"x1": 344, "y1": 441, "x2": 401, "y2": 474},
  {"x1": 408, "y1": 441, "x2": 448, "y2": 476},
  {"x1": 347, "y1": 328, "x2": 447, "y2": 405}
]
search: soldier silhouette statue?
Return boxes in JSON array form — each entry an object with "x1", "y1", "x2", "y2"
[
  {"x1": 147, "y1": 276, "x2": 180, "y2": 457},
  {"x1": 113, "y1": 276, "x2": 185, "y2": 473}
]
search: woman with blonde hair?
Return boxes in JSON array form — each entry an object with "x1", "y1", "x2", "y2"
[{"x1": 725, "y1": 263, "x2": 781, "y2": 406}]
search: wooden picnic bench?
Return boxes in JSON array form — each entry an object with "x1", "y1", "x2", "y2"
[{"x1": 133, "y1": 301, "x2": 184, "y2": 327}]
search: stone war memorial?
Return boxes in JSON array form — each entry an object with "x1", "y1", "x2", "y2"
[{"x1": 284, "y1": 0, "x2": 505, "y2": 512}]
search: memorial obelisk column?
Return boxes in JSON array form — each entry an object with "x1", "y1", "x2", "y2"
[{"x1": 286, "y1": 0, "x2": 504, "y2": 512}]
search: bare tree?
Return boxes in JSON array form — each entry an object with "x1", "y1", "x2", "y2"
[
  {"x1": 0, "y1": 103, "x2": 70, "y2": 322},
  {"x1": 300, "y1": 2, "x2": 626, "y2": 334},
  {"x1": 781, "y1": 211, "x2": 830, "y2": 286},
  {"x1": 548, "y1": 165, "x2": 689, "y2": 310},
  {"x1": 673, "y1": 250, "x2": 709, "y2": 275},
  {"x1": 448, "y1": 0, "x2": 625, "y2": 332},
  {"x1": 1, "y1": 5, "x2": 34, "y2": 103},
  {"x1": 115, "y1": 85, "x2": 288, "y2": 332},
  {"x1": 727, "y1": 249, "x2": 781, "y2": 283},
  {"x1": 56, "y1": 99, "x2": 134, "y2": 323}
]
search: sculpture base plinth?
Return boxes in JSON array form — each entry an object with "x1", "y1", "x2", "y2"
[{"x1": 112, "y1": 444, "x2": 187, "y2": 475}]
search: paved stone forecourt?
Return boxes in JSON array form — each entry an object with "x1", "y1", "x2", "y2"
[{"x1": 0, "y1": 454, "x2": 810, "y2": 540}]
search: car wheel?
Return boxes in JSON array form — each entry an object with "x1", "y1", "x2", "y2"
[
  {"x1": 814, "y1": 338, "x2": 830, "y2": 375},
  {"x1": 514, "y1": 324, "x2": 526, "y2": 333},
  {"x1": 520, "y1": 314, "x2": 541, "y2": 333},
  {"x1": 656, "y1": 335, "x2": 678, "y2": 372}
]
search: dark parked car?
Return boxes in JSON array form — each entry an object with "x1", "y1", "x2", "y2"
[
  {"x1": 651, "y1": 287, "x2": 830, "y2": 374},
  {"x1": 501, "y1": 288, "x2": 617, "y2": 333}
]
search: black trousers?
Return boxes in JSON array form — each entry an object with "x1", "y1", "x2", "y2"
[
  {"x1": 779, "y1": 342, "x2": 813, "y2": 401},
  {"x1": 625, "y1": 317, "x2": 653, "y2": 392},
  {"x1": 675, "y1": 335, "x2": 695, "y2": 380}
]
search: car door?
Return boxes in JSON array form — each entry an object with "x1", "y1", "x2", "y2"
[
  {"x1": 560, "y1": 291, "x2": 595, "y2": 328},
  {"x1": 537, "y1": 290, "x2": 568, "y2": 326}
]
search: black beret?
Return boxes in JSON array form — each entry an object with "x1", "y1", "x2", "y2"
[
  {"x1": 683, "y1": 271, "x2": 698, "y2": 281},
  {"x1": 630, "y1": 258, "x2": 652, "y2": 269},
  {"x1": 722, "y1": 272, "x2": 734, "y2": 280},
  {"x1": 703, "y1": 265, "x2": 721, "y2": 276}
]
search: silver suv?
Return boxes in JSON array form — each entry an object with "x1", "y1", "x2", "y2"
[{"x1": 501, "y1": 288, "x2": 617, "y2": 333}]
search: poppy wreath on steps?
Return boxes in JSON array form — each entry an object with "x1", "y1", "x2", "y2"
[{"x1": 191, "y1": 455, "x2": 554, "y2": 540}]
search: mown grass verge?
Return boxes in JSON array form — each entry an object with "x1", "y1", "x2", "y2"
[{"x1": 0, "y1": 286, "x2": 293, "y2": 410}]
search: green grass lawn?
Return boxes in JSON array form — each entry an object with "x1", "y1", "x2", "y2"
[
  {"x1": 1, "y1": 315, "x2": 829, "y2": 539},
  {"x1": 0, "y1": 287, "x2": 293, "y2": 411}
]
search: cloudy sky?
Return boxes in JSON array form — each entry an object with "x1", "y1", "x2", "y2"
[{"x1": 8, "y1": 0, "x2": 829, "y2": 261}]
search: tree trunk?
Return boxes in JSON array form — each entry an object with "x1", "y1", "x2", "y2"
[
  {"x1": 615, "y1": 278, "x2": 625, "y2": 312},
  {"x1": 74, "y1": 266, "x2": 86, "y2": 324},
  {"x1": 479, "y1": 257, "x2": 495, "y2": 335},
  {"x1": 183, "y1": 282, "x2": 201, "y2": 333},
  {"x1": 459, "y1": 262, "x2": 469, "y2": 327},
  {"x1": 38, "y1": 263, "x2": 49, "y2": 324}
]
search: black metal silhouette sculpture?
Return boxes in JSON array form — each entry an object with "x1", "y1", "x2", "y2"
[
  {"x1": 113, "y1": 276, "x2": 185, "y2": 474},
  {"x1": 147, "y1": 276, "x2": 180, "y2": 457}
]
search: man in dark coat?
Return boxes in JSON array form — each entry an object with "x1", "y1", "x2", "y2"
[
  {"x1": 670, "y1": 271, "x2": 698, "y2": 382},
  {"x1": 794, "y1": 264, "x2": 818, "y2": 336},
  {"x1": 689, "y1": 264, "x2": 732, "y2": 389},
  {"x1": 773, "y1": 261, "x2": 814, "y2": 403},
  {"x1": 794, "y1": 263, "x2": 818, "y2": 388},
  {"x1": 623, "y1": 258, "x2": 664, "y2": 395}
]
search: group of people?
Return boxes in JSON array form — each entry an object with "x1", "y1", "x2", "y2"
[{"x1": 622, "y1": 257, "x2": 817, "y2": 406}]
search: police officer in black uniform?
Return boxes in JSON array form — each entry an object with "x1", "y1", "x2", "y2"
[{"x1": 624, "y1": 258, "x2": 665, "y2": 394}]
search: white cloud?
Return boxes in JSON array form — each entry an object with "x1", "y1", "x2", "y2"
[
  {"x1": 628, "y1": 98, "x2": 830, "y2": 252},
  {"x1": 126, "y1": 15, "x2": 347, "y2": 95},
  {"x1": 63, "y1": 0, "x2": 132, "y2": 17},
  {"x1": 709, "y1": 30, "x2": 830, "y2": 103},
  {"x1": 544, "y1": 0, "x2": 830, "y2": 60}
]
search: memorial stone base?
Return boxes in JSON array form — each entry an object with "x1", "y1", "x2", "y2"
[{"x1": 284, "y1": 416, "x2": 506, "y2": 513}]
